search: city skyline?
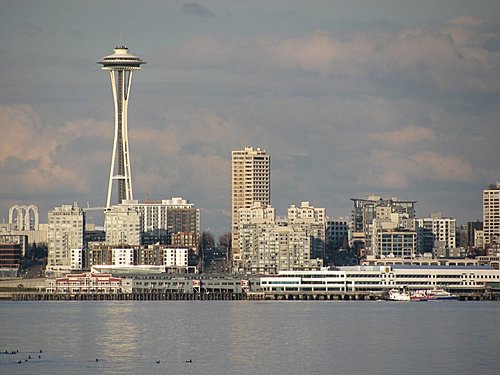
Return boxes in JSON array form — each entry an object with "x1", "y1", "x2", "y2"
[{"x1": 1, "y1": 1, "x2": 500, "y2": 235}]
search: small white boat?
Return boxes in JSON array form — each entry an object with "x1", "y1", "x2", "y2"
[{"x1": 388, "y1": 288, "x2": 410, "y2": 301}]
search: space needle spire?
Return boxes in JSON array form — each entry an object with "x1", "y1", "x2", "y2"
[{"x1": 98, "y1": 40, "x2": 146, "y2": 208}]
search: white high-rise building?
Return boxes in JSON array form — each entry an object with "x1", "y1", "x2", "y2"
[
  {"x1": 231, "y1": 147, "x2": 270, "y2": 257},
  {"x1": 47, "y1": 204, "x2": 85, "y2": 272},
  {"x1": 288, "y1": 201, "x2": 326, "y2": 225},
  {"x1": 416, "y1": 213, "x2": 456, "y2": 253},
  {"x1": 121, "y1": 198, "x2": 200, "y2": 246},
  {"x1": 483, "y1": 182, "x2": 500, "y2": 249},
  {"x1": 104, "y1": 205, "x2": 142, "y2": 246},
  {"x1": 238, "y1": 202, "x2": 325, "y2": 274}
]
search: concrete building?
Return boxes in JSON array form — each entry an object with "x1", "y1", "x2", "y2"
[
  {"x1": 351, "y1": 195, "x2": 416, "y2": 256},
  {"x1": 475, "y1": 229, "x2": 484, "y2": 250},
  {"x1": 231, "y1": 146, "x2": 270, "y2": 258},
  {"x1": 326, "y1": 217, "x2": 352, "y2": 266},
  {"x1": 111, "y1": 247, "x2": 134, "y2": 266},
  {"x1": 260, "y1": 265, "x2": 500, "y2": 295},
  {"x1": 104, "y1": 204, "x2": 142, "y2": 246},
  {"x1": 287, "y1": 202, "x2": 326, "y2": 260},
  {"x1": 483, "y1": 182, "x2": 500, "y2": 250},
  {"x1": 327, "y1": 218, "x2": 350, "y2": 252},
  {"x1": 0, "y1": 235, "x2": 23, "y2": 276},
  {"x1": 237, "y1": 202, "x2": 324, "y2": 275},
  {"x1": 88, "y1": 243, "x2": 192, "y2": 273},
  {"x1": 47, "y1": 204, "x2": 84, "y2": 273},
  {"x1": 69, "y1": 248, "x2": 84, "y2": 270},
  {"x1": 0, "y1": 223, "x2": 48, "y2": 256},
  {"x1": 467, "y1": 220, "x2": 483, "y2": 248},
  {"x1": 416, "y1": 213, "x2": 456, "y2": 254},
  {"x1": 116, "y1": 198, "x2": 200, "y2": 249},
  {"x1": 371, "y1": 212, "x2": 417, "y2": 258},
  {"x1": 163, "y1": 247, "x2": 189, "y2": 268}
]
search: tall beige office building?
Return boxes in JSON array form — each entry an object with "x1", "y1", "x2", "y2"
[
  {"x1": 483, "y1": 182, "x2": 500, "y2": 249},
  {"x1": 231, "y1": 147, "x2": 270, "y2": 258}
]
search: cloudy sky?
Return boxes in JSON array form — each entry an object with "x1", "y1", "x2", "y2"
[{"x1": 0, "y1": 1, "x2": 499, "y2": 235}]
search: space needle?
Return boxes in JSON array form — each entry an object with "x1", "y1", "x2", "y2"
[{"x1": 98, "y1": 41, "x2": 146, "y2": 209}]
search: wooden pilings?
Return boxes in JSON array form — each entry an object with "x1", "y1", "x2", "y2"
[
  {"x1": 246, "y1": 291, "x2": 383, "y2": 301},
  {"x1": 11, "y1": 291, "x2": 246, "y2": 301},
  {"x1": 9, "y1": 291, "x2": 500, "y2": 301}
]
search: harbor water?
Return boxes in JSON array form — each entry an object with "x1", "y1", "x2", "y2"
[{"x1": 0, "y1": 300, "x2": 499, "y2": 374}]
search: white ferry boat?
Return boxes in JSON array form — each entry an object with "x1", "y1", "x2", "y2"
[{"x1": 388, "y1": 289, "x2": 410, "y2": 301}]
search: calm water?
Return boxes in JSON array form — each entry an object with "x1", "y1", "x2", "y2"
[{"x1": 0, "y1": 300, "x2": 498, "y2": 375}]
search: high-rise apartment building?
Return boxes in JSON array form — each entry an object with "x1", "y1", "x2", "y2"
[
  {"x1": 483, "y1": 182, "x2": 500, "y2": 249},
  {"x1": 351, "y1": 195, "x2": 416, "y2": 256},
  {"x1": 371, "y1": 212, "x2": 417, "y2": 258},
  {"x1": 416, "y1": 213, "x2": 456, "y2": 253},
  {"x1": 104, "y1": 204, "x2": 142, "y2": 246},
  {"x1": 120, "y1": 197, "x2": 200, "y2": 247},
  {"x1": 231, "y1": 147, "x2": 270, "y2": 257},
  {"x1": 237, "y1": 202, "x2": 325, "y2": 274},
  {"x1": 326, "y1": 218, "x2": 350, "y2": 265},
  {"x1": 467, "y1": 220, "x2": 483, "y2": 248},
  {"x1": 47, "y1": 204, "x2": 85, "y2": 273},
  {"x1": 104, "y1": 197, "x2": 200, "y2": 252}
]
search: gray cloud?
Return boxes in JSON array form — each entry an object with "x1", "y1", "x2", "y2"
[
  {"x1": 174, "y1": 16, "x2": 500, "y2": 93},
  {"x1": 11, "y1": 22, "x2": 43, "y2": 37},
  {"x1": 182, "y1": 3, "x2": 216, "y2": 18},
  {"x1": 0, "y1": 3, "x2": 499, "y2": 232}
]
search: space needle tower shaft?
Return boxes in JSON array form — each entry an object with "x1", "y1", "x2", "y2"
[{"x1": 98, "y1": 42, "x2": 145, "y2": 208}]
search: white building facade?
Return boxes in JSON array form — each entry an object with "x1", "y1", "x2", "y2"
[
  {"x1": 104, "y1": 204, "x2": 142, "y2": 245},
  {"x1": 47, "y1": 204, "x2": 84, "y2": 273},
  {"x1": 417, "y1": 213, "x2": 456, "y2": 253},
  {"x1": 238, "y1": 202, "x2": 325, "y2": 274},
  {"x1": 69, "y1": 248, "x2": 84, "y2": 270},
  {"x1": 109, "y1": 198, "x2": 200, "y2": 247},
  {"x1": 260, "y1": 265, "x2": 500, "y2": 294},
  {"x1": 111, "y1": 247, "x2": 135, "y2": 266},
  {"x1": 163, "y1": 248, "x2": 189, "y2": 268}
]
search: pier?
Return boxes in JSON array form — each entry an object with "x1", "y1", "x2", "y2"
[
  {"x1": 246, "y1": 291, "x2": 384, "y2": 301},
  {"x1": 8, "y1": 290, "x2": 500, "y2": 301},
  {"x1": 9, "y1": 291, "x2": 246, "y2": 301}
]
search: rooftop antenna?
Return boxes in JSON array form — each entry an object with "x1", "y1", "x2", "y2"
[{"x1": 120, "y1": 32, "x2": 124, "y2": 47}]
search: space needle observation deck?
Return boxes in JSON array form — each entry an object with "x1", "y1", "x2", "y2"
[{"x1": 98, "y1": 44, "x2": 146, "y2": 209}]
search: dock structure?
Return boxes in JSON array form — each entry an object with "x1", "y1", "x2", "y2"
[
  {"x1": 10, "y1": 291, "x2": 246, "y2": 301},
  {"x1": 6, "y1": 290, "x2": 500, "y2": 301},
  {"x1": 246, "y1": 291, "x2": 383, "y2": 301}
]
